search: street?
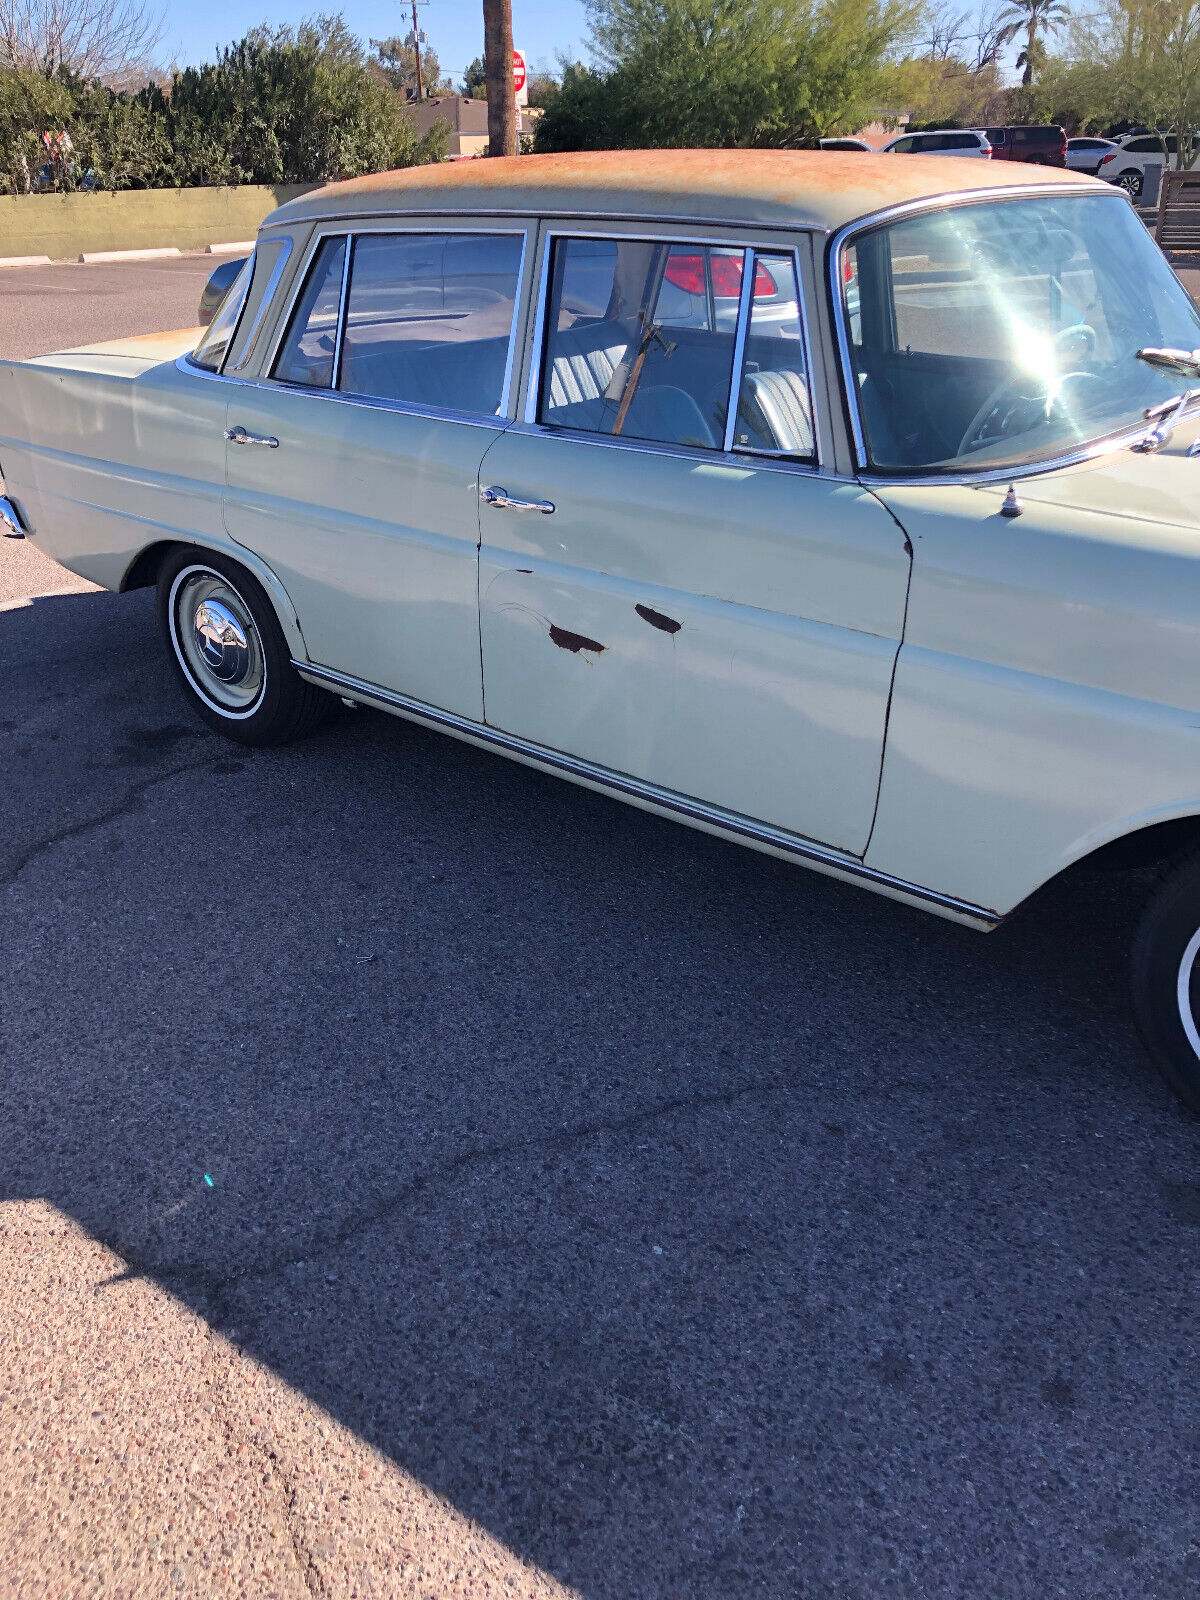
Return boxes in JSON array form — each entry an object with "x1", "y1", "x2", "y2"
[{"x1": 2, "y1": 254, "x2": 1199, "y2": 1600}]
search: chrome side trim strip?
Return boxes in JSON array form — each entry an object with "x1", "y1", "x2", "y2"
[{"x1": 293, "y1": 657, "x2": 1001, "y2": 929}]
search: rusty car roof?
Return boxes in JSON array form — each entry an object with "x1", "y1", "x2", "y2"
[{"x1": 266, "y1": 148, "x2": 1102, "y2": 235}]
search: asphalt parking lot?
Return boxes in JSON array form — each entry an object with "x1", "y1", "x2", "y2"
[{"x1": 2, "y1": 254, "x2": 1200, "y2": 1600}]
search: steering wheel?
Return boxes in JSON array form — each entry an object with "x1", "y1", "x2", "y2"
[{"x1": 958, "y1": 324, "x2": 1099, "y2": 457}]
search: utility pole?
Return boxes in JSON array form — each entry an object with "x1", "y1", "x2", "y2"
[
  {"x1": 411, "y1": 0, "x2": 424, "y2": 100},
  {"x1": 482, "y1": 0, "x2": 517, "y2": 157}
]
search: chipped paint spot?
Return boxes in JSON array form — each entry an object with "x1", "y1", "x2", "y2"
[
  {"x1": 549, "y1": 624, "x2": 606, "y2": 655},
  {"x1": 635, "y1": 603, "x2": 682, "y2": 636}
]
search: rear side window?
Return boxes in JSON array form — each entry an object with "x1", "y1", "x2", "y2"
[
  {"x1": 538, "y1": 237, "x2": 742, "y2": 449},
  {"x1": 537, "y1": 236, "x2": 815, "y2": 461},
  {"x1": 337, "y1": 232, "x2": 524, "y2": 414},
  {"x1": 274, "y1": 236, "x2": 346, "y2": 387}
]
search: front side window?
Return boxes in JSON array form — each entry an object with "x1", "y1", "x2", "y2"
[
  {"x1": 191, "y1": 252, "x2": 255, "y2": 373},
  {"x1": 338, "y1": 231, "x2": 523, "y2": 413},
  {"x1": 537, "y1": 237, "x2": 742, "y2": 450},
  {"x1": 274, "y1": 235, "x2": 346, "y2": 388},
  {"x1": 840, "y1": 193, "x2": 1200, "y2": 473}
]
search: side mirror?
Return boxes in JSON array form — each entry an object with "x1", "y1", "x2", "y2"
[{"x1": 198, "y1": 256, "x2": 249, "y2": 326}]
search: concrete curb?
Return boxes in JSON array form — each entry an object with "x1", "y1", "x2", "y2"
[
  {"x1": 206, "y1": 240, "x2": 255, "y2": 254},
  {"x1": 0, "y1": 255, "x2": 52, "y2": 269},
  {"x1": 78, "y1": 246, "x2": 183, "y2": 264}
]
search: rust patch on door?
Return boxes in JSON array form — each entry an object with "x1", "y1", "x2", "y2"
[
  {"x1": 549, "y1": 624, "x2": 606, "y2": 655},
  {"x1": 635, "y1": 603, "x2": 682, "y2": 635}
]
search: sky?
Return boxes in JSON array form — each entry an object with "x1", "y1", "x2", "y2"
[{"x1": 160, "y1": 0, "x2": 590, "y2": 78}]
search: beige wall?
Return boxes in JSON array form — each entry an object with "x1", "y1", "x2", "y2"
[{"x1": 0, "y1": 184, "x2": 318, "y2": 261}]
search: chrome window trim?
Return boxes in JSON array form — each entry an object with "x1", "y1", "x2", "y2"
[
  {"x1": 331, "y1": 234, "x2": 353, "y2": 392},
  {"x1": 523, "y1": 226, "x2": 823, "y2": 473},
  {"x1": 723, "y1": 245, "x2": 756, "y2": 453},
  {"x1": 293, "y1": 655, "x2": 1001, "y2": 931},
  {"x1": 225, "y1": 237, "x2": 293, "y2": 374},
  {"x1": 263, "y1": 222, "x2": 529, "y2": 421},
  {"x1": 824, "y1": 184, "x2": 1194, "y2": 484}
]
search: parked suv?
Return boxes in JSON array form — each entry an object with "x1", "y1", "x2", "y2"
[
  {"x1": 978, "y1": 126, "x2": 1067, "y2": 166},
  {"x1": 1099, "y1": 133, "x2": 1200, "y2": 199},
  {"x1": 882, "y1": 129, "x2": 991, "y2": 157}
]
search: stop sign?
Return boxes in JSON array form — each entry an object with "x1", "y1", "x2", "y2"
[{"x1": 513, "y1": 49, "x2": 526, "y2": 93}]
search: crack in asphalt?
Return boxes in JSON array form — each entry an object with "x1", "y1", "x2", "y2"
[
  {"x1": 102, "y1": 1075, "x2": 781, "y2": 1321},
  {"x1": 198, "y1": 1325, "x2": 330, "y2": 1600},
  {"x1": 0, "y1": 760, "x2": 208, "y2": 891}
]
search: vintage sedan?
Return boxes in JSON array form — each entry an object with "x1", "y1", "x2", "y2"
[{"x1": 4, "y1": 150, "x2": 1200, "y2": 1110}]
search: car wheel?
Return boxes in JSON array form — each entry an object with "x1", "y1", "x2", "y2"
[
  {"x1": 1131, "y1": 851, "x2": 1200, "y2": 1112},
  {"x1": 156, "y1": 548, "x2": 330, "y2": 746},
  {"x1": 1116, "y1": 168, "x2": 1144, "y2": 198}
]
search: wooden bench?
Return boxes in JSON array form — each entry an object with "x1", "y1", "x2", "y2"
[{"x1": 1156, "y1": 170, "x2": 1200, "y2": 251}]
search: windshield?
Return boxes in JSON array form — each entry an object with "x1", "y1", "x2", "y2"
[
  {"x1": 191, "y1": 252, "x2": 255, "y2": 374},
  {"x1": 840, "y1": 193, "x2": 1200, "y2": 474}
]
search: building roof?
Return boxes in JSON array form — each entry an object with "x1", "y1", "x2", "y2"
[{"x1": 267, "y1": 148, "x2": 1100, "y2": 235}]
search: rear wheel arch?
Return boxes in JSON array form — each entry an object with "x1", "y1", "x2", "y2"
[{"x1": 120, "y1": 538, "x2": 308, "y2": 662}]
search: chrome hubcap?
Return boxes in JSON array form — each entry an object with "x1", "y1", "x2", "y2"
[
  {"x1": 193, "y1": 598, "x2": 251, "y2": 684},
  {"x1": 171, "y1": 569, "x2": 265, "y2": 716}
]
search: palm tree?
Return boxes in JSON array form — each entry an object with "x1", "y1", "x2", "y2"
[
  {"x1": 995, "y1": 0, "x2": 1070, "y2": 85},
  {"x1": 482, "y1": 0, "x2": 517, "y2": 156}
]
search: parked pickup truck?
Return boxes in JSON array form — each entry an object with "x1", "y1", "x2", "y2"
[{"x1": 4, "y1": 149, "x2": 1200, "y2": 1110}]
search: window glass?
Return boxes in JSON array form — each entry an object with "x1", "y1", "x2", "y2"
[
  {"x1": 191, "y1": 252, "x2": 254, "y2": 373},
  {"x1": 273, "y1": 236, "x2": 346, "y2": 388},
  {"x1": 889, "y1": 136, "x2": 914, "y2": 153},
  {"x1": 730, "y1": 251, "x2": 813, "y2": 458},
  {"x1": 224, "y1": 236, "x2": 292, "y2": 372},
  {"x1": 538, "y1": 237, "x2": 741, "y2": 450},
  {"x1": 338, "y1": 231, "x2": 524, "y2": 413},
  {"x1": 842, "y1": 194, "x2": 1200, "y2": 472}
]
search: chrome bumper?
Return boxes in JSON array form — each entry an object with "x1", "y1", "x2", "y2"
[{"x1": 0, "y1": 495, "x2": 26, "y2": 538}]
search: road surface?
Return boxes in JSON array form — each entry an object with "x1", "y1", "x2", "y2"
[{"x1": 1, "y1": 253, "x2": 1198, "y2": 1600}]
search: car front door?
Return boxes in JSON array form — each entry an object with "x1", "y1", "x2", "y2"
[
  {"x1": 222, "y1": 224, "x2": 530, "y2": 720},
  {"x1": 477, "y1": 227, "x2": 911, "y2": 858}
]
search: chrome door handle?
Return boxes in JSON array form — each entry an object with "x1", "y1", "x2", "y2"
[
  {"x1": 481, "y1": 484, "x2": 555, "y2": 514},
  {"x1": 225, "y1": 426, "x2": 279, "y2": 449}
]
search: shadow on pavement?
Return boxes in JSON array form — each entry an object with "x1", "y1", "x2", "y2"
[{"x1": 3, "y1": 586, "x2": 1199, "y2": 1600}]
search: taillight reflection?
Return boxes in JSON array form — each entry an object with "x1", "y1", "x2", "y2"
[{"x1": 664, "y1": 255, "x2": 777, "y2": 298}]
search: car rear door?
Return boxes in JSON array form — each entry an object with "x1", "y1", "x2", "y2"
[
  {"x1": 222, "y1": 223, "x2": 531, "y2": 720},
  {"x1": 476, "y1": 224, "x2": 911, "y2": 858}
]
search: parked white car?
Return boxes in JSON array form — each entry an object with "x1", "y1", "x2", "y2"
[
  {"x1": 881, "y1": 129, "x2": 991, "y2": 157},
  {"x1": 1099, "y1": 133, "x2": 1200, "y2": 198},
  {"x1": 819, "y1": 137, "x2": 874, "y2": 152},
  {"x1": 5, "y1": 150, "x2": 1200, "y2": 1110},
  {"x1": 1065, "y1": 135, "x2": 1118, "y2": 174}
]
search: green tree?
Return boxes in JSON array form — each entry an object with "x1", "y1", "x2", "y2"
[
  {"x1": 535, "y1": 0, "x2": 919, "y2": 151},
  {"x1": 994, "y1": 0, "x2": 1070, "y2": 85},
  {"x1": 369, "y1": 32, "x2": 448, "y2": 98},
  {"x1": 164, "y1": 17, "x2": 446, "y2": 185},
  {"x1": 460, "y1": 55, "x2": 487, "y2": 95}
]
